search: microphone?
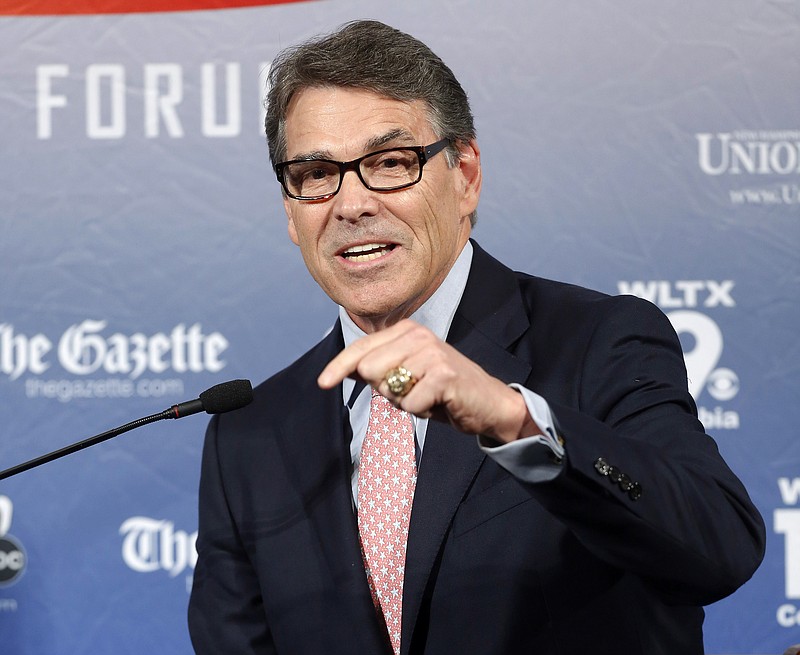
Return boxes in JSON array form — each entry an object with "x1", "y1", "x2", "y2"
[
  {"x1": 171, "y1": 379, "x2": 254, "y2": 418},
  {"x1": 0, "y1": 379, "x2": 253, "y2": 481}
]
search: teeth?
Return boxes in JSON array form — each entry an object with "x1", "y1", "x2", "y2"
[
  {"x1": 342, "y1": 243, "x2": 393, "y2": 262},
  {"x1": 344, "y1": 243, "x2": 389, "y2": 254},
  {"x1": 348, "y1": 251, "x2": 384, "y2": 262}
]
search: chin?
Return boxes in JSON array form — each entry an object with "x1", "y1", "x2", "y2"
[
  {"x1": 337, "y1": 286, "x2": 409, "y2": 315},
  {"x1": 342, "y1": 295, "x2": 413, "y2": 327},
  {"x1": 347, "y1": 302, "x2": 398, "y2": 320}
]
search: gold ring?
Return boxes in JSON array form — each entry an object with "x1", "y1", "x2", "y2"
[{"x1": 384, "y1": 366, "x2": 417, "y2": 396}]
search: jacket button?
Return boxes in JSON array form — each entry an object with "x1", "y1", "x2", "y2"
[
  {"x1": 594, "y1": 457, "x2": 611, "y2": 476},
  {"x1": 593, "y1": 458, "x2": 642, "y2": 500}
]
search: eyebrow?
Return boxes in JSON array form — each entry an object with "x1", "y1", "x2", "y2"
[
  {"x1": 289, "y1": 128, "x2": 418, "y2": 162},
  {"x1": 364, "y1": 128, "x2": 416, "y2": 152}
]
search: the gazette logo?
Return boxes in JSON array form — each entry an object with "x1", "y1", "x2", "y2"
[
  {"x1": 617, "y1": 280, "x2": 739, "y2": 430},
  {"x1": 120, "y1": 516, "x2": 197, "y2": 593},
  {"x1": 695, "y1": 130, "x2": 800, "y2": 206},
  {"x1": 0, "y1": 320, "x2": 229, "y2": 402},
  {"x1": 0, "y1": 495, "x2": 26, "y2": 592}
]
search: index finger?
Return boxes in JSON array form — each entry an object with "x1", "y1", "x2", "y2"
[{"x1": 317, "y1": 320, "x2": 417, "y2": 389}]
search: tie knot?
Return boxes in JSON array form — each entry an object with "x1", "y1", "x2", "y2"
[{"x1": 370, "y1": 389, "x2": 401, "y2": 412}]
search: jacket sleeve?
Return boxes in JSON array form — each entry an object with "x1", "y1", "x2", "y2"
[
  {"x1": 512, "y1": 295, "x2": 765, "y2": 605},
  {"x1": 188, "y1": 415, "x2": 276, "y2": 655}
]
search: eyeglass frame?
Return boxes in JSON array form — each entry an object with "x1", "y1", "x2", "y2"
[{"x1": 274, "y1": 137, "x2": 452, "y2": 201}]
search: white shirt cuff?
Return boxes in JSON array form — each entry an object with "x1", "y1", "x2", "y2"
[{"x1": 477, "y1": 384, "x2": 565, "y2": 483}]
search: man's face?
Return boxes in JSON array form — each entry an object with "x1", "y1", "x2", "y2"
[{"x1": 281, "y1": 86, "x2": 480, "y2": 333}]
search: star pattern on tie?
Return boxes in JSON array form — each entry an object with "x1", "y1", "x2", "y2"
[{"x1": 358, "y1": 391, "x2": 417, "y2": 655}]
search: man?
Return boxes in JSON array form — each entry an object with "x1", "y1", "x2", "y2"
[{"x1": 188, "y1": 20, "x2": 765, "y2": 655}]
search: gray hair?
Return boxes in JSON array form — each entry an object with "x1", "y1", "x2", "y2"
[{"x1": 264, "y1": 20, "x2": 478, "y2": 224}]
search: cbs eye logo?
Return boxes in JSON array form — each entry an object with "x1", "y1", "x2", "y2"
[
  {"x1": 0, "y1": 535, "x2": 26, "y2": 587},
  {"x1": 668, "y1": 310, "x2": 739, "y2": 402}
]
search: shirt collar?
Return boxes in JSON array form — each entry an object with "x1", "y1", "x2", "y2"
[{"x1": 339, "y1": 240, "x2": 474, "y2": 347}]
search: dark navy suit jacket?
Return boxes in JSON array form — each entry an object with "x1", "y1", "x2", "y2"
[{"x1": 188, "y1": 242, "x2": 765, "y2": 654}]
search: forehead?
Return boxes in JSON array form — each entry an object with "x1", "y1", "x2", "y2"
[{"x1": 283, "y1": 86, "x2": 435, "y2": 158}]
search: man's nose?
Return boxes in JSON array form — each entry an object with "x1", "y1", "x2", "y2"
[{"x1": 332, "y1": 169, "x2": 379, "y2": 221}]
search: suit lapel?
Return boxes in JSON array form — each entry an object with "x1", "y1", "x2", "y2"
[
  {"x1": 401, "y1": 243, "x2": 533, "y2": 652},
  {"x1": 276, "y1": 325, "x2": 391, "y2": 650}
]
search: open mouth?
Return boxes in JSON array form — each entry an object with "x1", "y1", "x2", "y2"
[{"x1": 340, "y1": 243, "x2": 396, "y2": 263}]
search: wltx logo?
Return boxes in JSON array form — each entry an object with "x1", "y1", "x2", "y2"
[
  {"x1": 775, "y1": 478, "x2": 800, "y2": 628},
  {"x1": 617, "y1": 280, "x2": 739, "y2": 430},
  {"x1": 0, "y1": 495, "x2": 27, "y2": 590}
]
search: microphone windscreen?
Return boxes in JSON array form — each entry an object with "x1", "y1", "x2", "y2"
[{"x1": 199, "y1": 379, "x2": 254, "y2": 414}]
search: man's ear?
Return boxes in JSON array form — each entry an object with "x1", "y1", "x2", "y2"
[{"x1": 456, "y1": 139, "x2": 482, "y2": 218}]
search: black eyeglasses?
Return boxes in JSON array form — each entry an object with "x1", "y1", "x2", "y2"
[{"x1": 274, "y1": 138, "x2": 451, "y2": 201}]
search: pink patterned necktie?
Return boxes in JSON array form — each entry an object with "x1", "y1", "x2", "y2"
[{"x1": 358, "y1": 390, "x2": 417, "y2": 655}]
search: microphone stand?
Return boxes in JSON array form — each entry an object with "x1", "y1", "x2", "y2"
[
  {"x1": 0, "y1": 379, "x2": 252, "y2": 482},
  {"x1": 0, "y1": 406, "x2": 184, "y2": 482}
]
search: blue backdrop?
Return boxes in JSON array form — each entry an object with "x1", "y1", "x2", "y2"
[{"x1": 0, "y1": 1, "x2": 798, "y2": 652}]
